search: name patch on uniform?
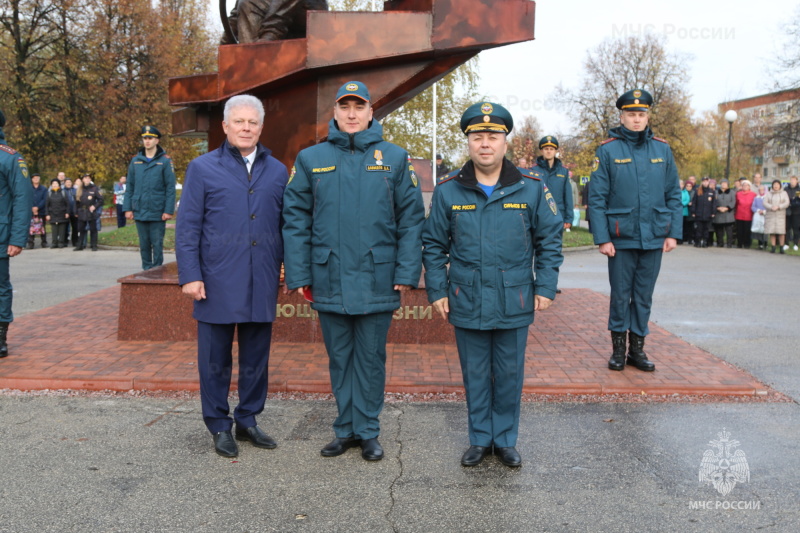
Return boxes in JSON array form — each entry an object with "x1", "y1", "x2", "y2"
[
  {"x1": 614, "y1": 158, "x2": 632, "y2": 164},
  {"x1": 133, "y1": 161, "x2": 144, "y2": 165},
  {"x1": 503, "y1": 203, "x2": 528, "y2": 209},
  {"x1": 451, "y1": 204, "x2": 477, "y2": 211},
  {"x1": 366, "y1": 165, "x2": 392, "y2": 172},
  {"x1": 651, "y1": 158, "x2": 664, "y2": 163},
  {"x1": 312, "y1": 166, "x2": 336, "y2": 173},
  {"x1": 556, "y1": 174, "x2": 566, "y2": 178}
]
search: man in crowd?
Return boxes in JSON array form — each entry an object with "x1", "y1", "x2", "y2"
[
  {"x1": 422, "y1": 102, "x2": 563, "y2": 468},
  {"x1": 589, "y1": 89, "x2": 682, "y2": 373},
  {"x1": 435, "y1": 153, "x2": 450, "y2": 179},
  {"x1": 63, "y1": 178, "x2": 78, "y2": 247},
  {"x1": 177, "y1": 95, "x2": 288, "y2": 458},
  {"x1": 123, "y1": 126, "x2": 176, "y2": 271},
  {"x1": 530, "y1": 136, "x2": 573, "y2": 232},
  {"x1": 283, "y1": 81, "x2": 424, "y2": 462},
  {"x1": 784, "y1": 175, "x2": 800, "y2": 251},
  {"x1": 0, "y1": 109, "x2": 33, "y2": 358}
]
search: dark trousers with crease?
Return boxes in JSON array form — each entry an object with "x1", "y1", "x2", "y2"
[
  {"x1": 318, "y1": 311, "x2": 393, "y2": 440},
  {"x1": 607, "y1": 248, "x2": 663, "y2": 337},
  {"x1": 197, "y1": 321, "x2": 272, "y2": 434},
  {"x1": 454, "y1": 326, "x2": 528, "y2": 448}
]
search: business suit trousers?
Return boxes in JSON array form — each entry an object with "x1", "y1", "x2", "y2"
[
  {"x1": 197, "y1": 321, "x2": 272, "y2": 434},
  {"x1": 454, "y1": 326, "x2": 528, "y2": 448},
  {"x1": 607, "y1": 248, "x2": 663, "y2": 337},
  {"x1": 135, "y1": 220, "x2": 166, "y2": 270},
  {"x1": 318, "y1": 311, "x2": 393, "y2": 440}
]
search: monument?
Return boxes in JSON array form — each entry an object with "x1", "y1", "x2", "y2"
[{"x1": 118, "y1": 0, "x2": 536, "y2": 343}]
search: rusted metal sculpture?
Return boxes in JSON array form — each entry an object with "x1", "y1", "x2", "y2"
[
  {"x1": 170, "y1": 0, "x2": 537, "y2": 168},
  {"x1": 220, "y1": 0, "x2": 329, "y2": 45}
]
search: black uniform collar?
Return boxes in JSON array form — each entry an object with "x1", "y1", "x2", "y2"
[{"x1": 455, "y1": 158, "x2": 522, "y2": 189}]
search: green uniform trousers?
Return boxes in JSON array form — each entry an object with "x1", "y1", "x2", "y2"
[
  {"x1": 318, "y1": 311, "x2": 393, "y2": 440},
  {"x1": 454, "y1": 326, "x2": 528, "y2": 448},
  {"x1": 135, "y1": 220, "x2": 166, "y2": 271},
  {"x1": 607, "y1": 248, "x2": 663, "y2": 337}
]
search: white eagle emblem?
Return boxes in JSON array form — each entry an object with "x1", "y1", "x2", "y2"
[{"x1": 699, "y1": 429, "x2": 750, "y2": 497}]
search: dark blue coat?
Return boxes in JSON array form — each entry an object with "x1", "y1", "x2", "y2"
[
  {"x1": 588, "y1": 126, "x2": 682, "y2": 250},
  {"x1": 32, "y1": 184, "x2": 47, "y2": 216},
  {"x1": 176, "y1": 141, "x2": 288, "y2": 324}
]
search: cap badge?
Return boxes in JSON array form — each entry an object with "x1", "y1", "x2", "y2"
[
  {"x1": 481, "y1": 103, "x2": 493, "y2": 114},
  {"x1": 634, "y1": 99, "x2": 639, "y2": 104},
  {"x1": 633, "y1": 90, "x2": 642, "y2": 98},
  {"x1": 346, "y1": 83, "x2": 359, "y2": 91},
  {"x1": 482, "y1": 115, "x2": 491, "y2": 123}
]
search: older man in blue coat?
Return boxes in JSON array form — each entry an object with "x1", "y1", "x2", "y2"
[{"x1": 176, "y1": 95, "x2": 288, "y2": 458}]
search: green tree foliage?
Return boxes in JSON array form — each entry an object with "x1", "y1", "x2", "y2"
[
  {"x1": 556, "y1": 33, "x2": 700, "y2": 178},
  {"x1": 0, "y1": 0, "x2": 217, "y2": 186}
]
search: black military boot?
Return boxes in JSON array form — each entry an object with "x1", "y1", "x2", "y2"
[
  {"x1": 608, "y1": 331, "x2": 627, "y2": 371},
  {"x1": 627, "y1": 332, "x2": 655, "y2": 371},
  {"x1": 0, "y1": 322, "x2": 9, "y2": 358}
]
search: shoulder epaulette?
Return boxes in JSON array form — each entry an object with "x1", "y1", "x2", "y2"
[
  {"x1": 520, "y1": 171, "x2": 541, "y2": 181},
  {"x1": 600, "y1": 138, "x2": 618, "y2": 145},
  {"x1": 653, "y1": 136, "x2": 669, "y2": 144},
  {"x1": 438, "y1": 169, "x2": 459, "y2": 185},
  {"x1": 0, "y1": 144, "x2": 17, "y2": 155}
]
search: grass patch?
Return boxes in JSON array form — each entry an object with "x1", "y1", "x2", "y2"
[
  {"x1": 98, "y1": 224, "x2": 176, "y2": 250},
  {"x1": 563, "y1": 226, "x2": 595, "y2": 248}
]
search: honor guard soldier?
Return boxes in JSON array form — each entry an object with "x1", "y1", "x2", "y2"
[
  {"x1": 422, "y1": 102, "x2": 563, "y2": 467},
  {"x1": 0, "y1": 109, "x2": 34, "y2": 358},
  {"x1": 588, "y1": 88, "x2": 682, "y2": 372},
  {"x1": 530, "y1": 135, "x2": 574, "y2": 230},
  {"x1": 282, "y1": 81, "x2": 425, "y2": 461},
  {"x1": 123, "y1": 125, "x2": 177, "y2": 270}
]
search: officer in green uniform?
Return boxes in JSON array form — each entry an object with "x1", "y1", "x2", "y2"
[
  {"x1": 588, "y1": 89, "x2": 682, "y2": 372},
  {"x1": 422, "y1": 102, "x2": 563, "y2": 467},
  {"x1": 530, "y1": 135, "x2": 573, "y2": 230},
  {"x1": 123, "y1": 125, "x2": 177, "y2": 270},
  {"x1": 282, "y1": 81, "x2": 425, "y2": 461},
  {"x1": 0, "y1": 109, "x2": 34, "y2": 358}
]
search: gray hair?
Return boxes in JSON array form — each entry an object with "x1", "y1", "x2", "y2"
[{"x1": 224, "y1": 95, "x2": 264, "y2": 124}]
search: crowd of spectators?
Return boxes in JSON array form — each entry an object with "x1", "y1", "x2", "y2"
[{"x1": 679, "y1": 172, "x2": 799, "y2": 254}]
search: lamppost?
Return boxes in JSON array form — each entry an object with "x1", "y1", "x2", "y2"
[{"x1": 724, "y1": 109, "x2": 738, "y2": 183}]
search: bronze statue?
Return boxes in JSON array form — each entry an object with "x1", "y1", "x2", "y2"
[{"x1": 221, "y1": 0, "x2": 329, "y2": 44}]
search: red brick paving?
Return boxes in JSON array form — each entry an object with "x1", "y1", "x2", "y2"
[{"x1": 0, "y1": 287, "x2": 771, "y2": 397}]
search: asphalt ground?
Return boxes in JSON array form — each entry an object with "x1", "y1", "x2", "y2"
[{"x1": 1, "y1": 244, "x2": 798, "y2": 532}]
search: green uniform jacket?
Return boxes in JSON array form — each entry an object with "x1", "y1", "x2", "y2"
[
  {"x1": 422, "y1": 159, "x2": 564, "y2": 330},
  {"x1": 588, "y1": 126, "x2": 682, "y2": 249},
  {"x1": 282, "y1": 119, "x2": 425, "y2": 315},
  {"x1": 0, "y1": 136, "x2": 34, "y2": 257},
  {"x1": 123, "y1": 145, "x2": 177, "y2": 221},
  {"x1": 530, "y1": 156, "x2": 573, "y2": 225}
]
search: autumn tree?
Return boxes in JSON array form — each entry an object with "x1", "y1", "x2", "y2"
[
  {"x1": 556, "y1": 33, "x2": 701, "y2": 178},
  {"x1": 0, "y1": 0, "x2": 217, "y2": 185},
  {"x1": 506, "y1": 115, "x2": 541, "y2": 166}
]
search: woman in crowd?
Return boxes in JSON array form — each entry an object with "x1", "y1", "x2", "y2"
[
  {"x1": 751, "y1": 185, "x2": 768, "y2": 249},
  {"x1": 691, "y1": 176, "x2": 716, "y2": 248},
  {"x1": 681, "y1": 180, "x2": 695, "y2": 245},
  {"x1": 74, "y1": 174, "x2": 103, "y2": 252},
  {"x1": 763, "y1": 179, "x2": 790, "y2": 254},
  {"x1": 45, "y1": 178, "x2": 70, "y2": 248},
  {"x1": 734, "y1": 179, "x2": 756, "y2": 249},
  {"x1": 713, "y1": 178, "x2": 736, "y2": 247}
]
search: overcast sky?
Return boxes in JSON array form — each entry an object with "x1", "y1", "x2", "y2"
[{"x1": 208, "y1": 0, "x2": 799, "y2": 134}]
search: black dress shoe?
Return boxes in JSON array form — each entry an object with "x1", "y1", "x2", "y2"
[
  {"x1": 235, "y1": 425, "x2": 277, "y2": 449},
  {"x1": 494, "y1": 446, "x2": 522, "y2": 467},
  {"x1": 212, "y1": 430, "x2": 238, "y2": 458},
  {"x1": 461, "y1": 445, "x2": 490, "y2": 467},
  {"x1": 320, "y1": 437, "x2": 361, "y2": 457},
  {"x1": 360, "y1": 438, "x2": 384, "y2": 461}
]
